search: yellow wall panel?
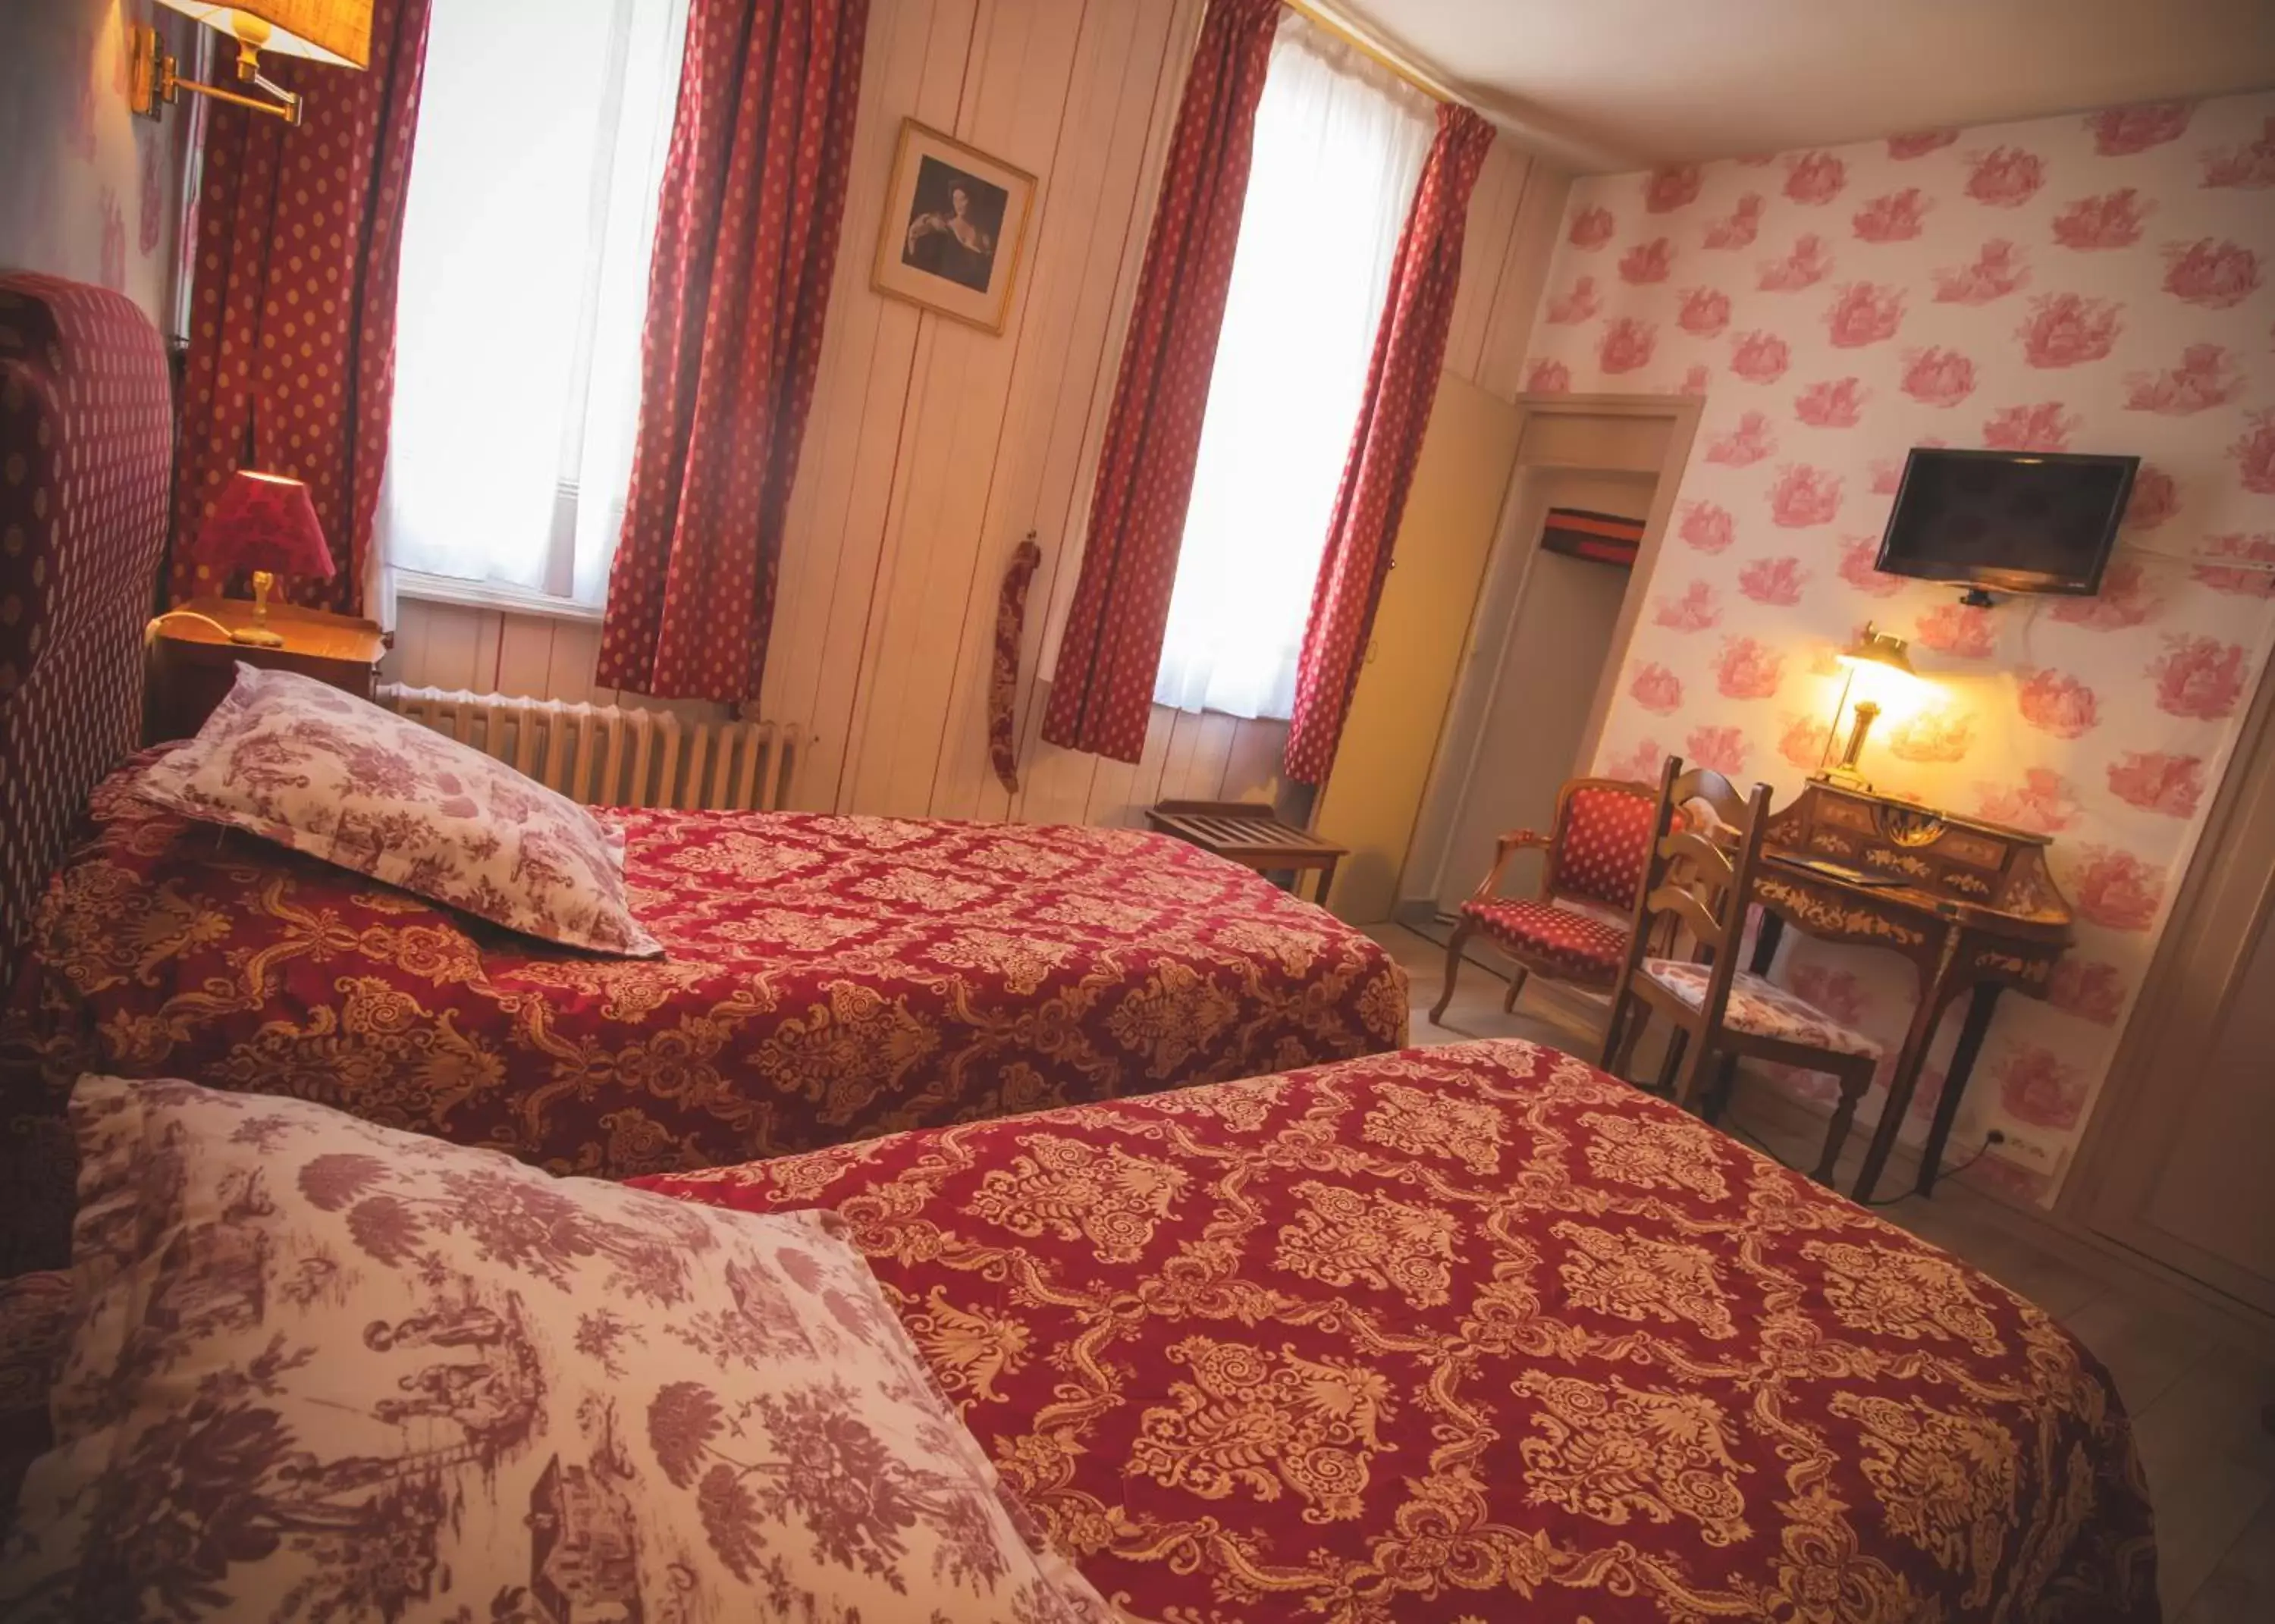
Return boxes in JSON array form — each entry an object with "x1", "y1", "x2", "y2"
[{"x1": 1314, "y1": 370, "x2": 1521, "y2": 922}]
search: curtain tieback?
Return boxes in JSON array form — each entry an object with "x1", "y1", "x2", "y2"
[{"x1": 989, "y1": 533, "x2": 1044, "y2": 794}]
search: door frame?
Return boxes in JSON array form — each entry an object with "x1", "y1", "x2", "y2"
[
  {"x1": 1399, "y1": 390, "x2": 1701, "y2": 915},
  {"x1": 2060, "y1": 641, "x2": 2275, "y2": 1312}
]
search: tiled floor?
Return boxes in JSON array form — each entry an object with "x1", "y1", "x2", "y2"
[{"x1": 1370, "y1": 921, "x2": 2275, "y2": 1622}]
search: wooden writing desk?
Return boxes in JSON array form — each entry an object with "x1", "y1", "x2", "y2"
[{"x1": 1731, "y1": 779, "x2": 2073, "y2": 1203}]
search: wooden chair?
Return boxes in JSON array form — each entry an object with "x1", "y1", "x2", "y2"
[
  {"x1": 1429, "y1": 776, "x2": 1659, "y2": 1025},
  {"x1": 1599, "y1": 755, "x2": 1883, "y2": 1185}
]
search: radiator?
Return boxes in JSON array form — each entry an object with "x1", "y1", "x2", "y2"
[{"x1": 377, "y1": 685, "x2": 800, "y2": 812}]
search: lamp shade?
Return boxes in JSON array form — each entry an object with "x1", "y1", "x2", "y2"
[
  {"x1": 155, "y1": 2, "x2": 374, "y2": 69},
  {"x1": 194, "y1": 471, "x2": 337, "y2": 578},
  {"x1": 1836, "y1": 622, "x2": 1918, "y2": 680}
]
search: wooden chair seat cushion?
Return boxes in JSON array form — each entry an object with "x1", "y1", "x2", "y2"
[
  {"x1": 1643, "y1": 959, "x2": 1885, "y2": 1059},
  {"x1": 1460, "y1": 898, "x2": 1631, "y2": 986}
]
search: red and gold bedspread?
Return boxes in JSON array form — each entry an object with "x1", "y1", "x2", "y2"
[
  {"x1": 638, "y1": 1039, "x2": 2157, "y2": 1624},
  {"x1": 0, "y1": 762, "x2": 1404, "y2": 1271},
  {"x1": 0, "y1": 1268, "x2": 67, "y2": 1533}
]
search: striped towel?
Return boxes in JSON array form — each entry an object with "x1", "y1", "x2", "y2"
[{"x1": 1540, "y1": 506, "x2": 1645, "y2": 566}]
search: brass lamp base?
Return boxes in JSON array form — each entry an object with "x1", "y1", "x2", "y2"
[
  {"x1": 1822, "y1": 698, "x2": 1881, "y2": 789},
  {"x1": 228, "y1": 570, "x2": 288, "y2": 647}
]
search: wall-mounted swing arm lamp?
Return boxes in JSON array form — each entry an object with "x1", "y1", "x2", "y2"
[{"x1": 130, "y1": 3, "x2": 374, "y2": 128}]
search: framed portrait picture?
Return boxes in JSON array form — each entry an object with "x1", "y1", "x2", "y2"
[{"x1": 871, "y1": 119, "x2": 1037, "y2": 334}]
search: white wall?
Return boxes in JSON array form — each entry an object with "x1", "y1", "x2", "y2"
[
  {"x1": 0, "y1": 0, "x2": 193, "y2": 327},
  {"x1": 384, "y1": 0, "x2": 1571, "y2": 825}
]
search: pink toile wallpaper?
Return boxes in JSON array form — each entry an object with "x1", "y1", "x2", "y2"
[
  {"x1": 1523, "y1": 90, "x2": 2275, "y2": 1204},
  {"x1": 0, "y1": 0, "x2": 192, "y2": 326}
]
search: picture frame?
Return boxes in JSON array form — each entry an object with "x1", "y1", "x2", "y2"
[{"x1": 871, "y1": 118, "x2": 1037, "y2": 335}]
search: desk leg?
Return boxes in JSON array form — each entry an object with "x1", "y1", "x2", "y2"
[
  {"x1": 1917, "y1": 982, "x2": 2000, "y2": 1197},
  {"x1": 1314, "y1": 860, "x2": 1339, "y2": 908},
  {"x1": 1853, "y1": 927, "x2": 1962, "y2": 1205},
  {"x1": 1703, "y1": 1054, "x2": 1740, "y2": 1124},
  {"x1": 1749, "y1": 911, "x2": 1784, "y2": 976}
]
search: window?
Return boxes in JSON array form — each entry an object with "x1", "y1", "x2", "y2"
[
  {"x1": 1151, "y1": 16, "x2": 1433, "y2": 720},
  {"x1": 381, "y1": 0, "x2": 689, "y2": 615}
]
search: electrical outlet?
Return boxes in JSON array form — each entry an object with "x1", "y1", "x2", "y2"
[{"x1": 1988, "y1": 1126, "x2": 2063, "y2": 1175}]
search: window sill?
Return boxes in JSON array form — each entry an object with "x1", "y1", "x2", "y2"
[{"x1": 394, "y1": 571, "x2": 605, "y2": 624}]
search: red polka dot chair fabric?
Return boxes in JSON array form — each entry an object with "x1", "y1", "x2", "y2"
[
  {"x1": 1283, "y1": 105, "x2": 1495, "y2": 786},
  {"x1": 0, "y1": 274, "x2": 173, "y2": 995},
  {"x1": 169, "y1": 0, "x2": 432, "y2": 616},
  {"x1": 1428, "y1": 776, "x2": 1659, "y2": 1024},
  {"x1": 1543, "y1": 780, "x2": 1662, "y2": 911},
  {"x1": 1455, "y1": 898, "x2": 1631, "y2": 985},
  {"x1": 595, "y1": 0, "x2": 868, "y2": 705},
  {"x1": 1040, "y1": 0, "x2": 1280, "y2": 763}
]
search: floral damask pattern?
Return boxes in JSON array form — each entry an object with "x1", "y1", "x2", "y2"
[
  {"x1": 0, "y1": 756, "x2": 1404, "y2": 1271},
  {"x1": 140, "y1": 666, "x2": 661, "y2": 955},
  {"x1": 1831, "y1": 1390, "x2": 2022, "y2": 1610},
  {"x1": 639, "y1": 1038, "x2": 2156, "y2": 1624},
  {"x1": 1528, "y1": 88, "x2": 2275, "y2": 1202},
  {"x1": 1, "y1": 1076, "x2": 1109, "y2": 1622}
]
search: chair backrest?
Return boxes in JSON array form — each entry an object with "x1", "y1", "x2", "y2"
[
  {"x1": 1542, "y1": 777, "x2": 1661, "y2": 912},
  {"x1": 1615, "y1": 755, "x2": 1773, "y2": 1018},
  {"x1": 1670, "y1": 766, "x2": 1749, "y2": 843}
]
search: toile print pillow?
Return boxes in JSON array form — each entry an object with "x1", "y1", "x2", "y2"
[
  {"x1": 0, "y1": 1075, "x2": 1112, "y2": 1623},
  {"x1": 135, "y1": 663, "x2": 662, "y2": 956}
]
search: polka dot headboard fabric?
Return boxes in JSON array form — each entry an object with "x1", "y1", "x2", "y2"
[{"x1": 0, "y1": 274, "x2": 172, "y2": 990}]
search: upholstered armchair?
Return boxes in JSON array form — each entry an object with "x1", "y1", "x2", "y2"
[{"x1": 1428, "y1": 776, "x2": 1660, "y2": 1025}]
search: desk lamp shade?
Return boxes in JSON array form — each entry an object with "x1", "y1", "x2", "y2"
[
  {"x1": 193, "y1": 471, "x2": 335, "y2": 647},
  {"x1": 1836, "y1": 625, "x2": 1917, "y2": 683},
  {"x1": 155, "y1": 2, "x2": 374, "y2": 68}
]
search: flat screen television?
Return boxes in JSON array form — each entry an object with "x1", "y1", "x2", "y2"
[{"x1": 1875, "y1": 447, "x2": 2137, "y2": 598}]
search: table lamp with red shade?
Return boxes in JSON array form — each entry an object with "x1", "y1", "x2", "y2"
[{"x1": 186, "y1": 469, "x2": 336, "y2": 647}]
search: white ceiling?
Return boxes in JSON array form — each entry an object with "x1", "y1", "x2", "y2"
[{"x1": 1332, "y1": 0, "x2": 2275, "y2": 171}]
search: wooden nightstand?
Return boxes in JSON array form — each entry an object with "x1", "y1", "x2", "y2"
[{"x1": 146, "y1": 595, "x2": 389, "y2": 743}]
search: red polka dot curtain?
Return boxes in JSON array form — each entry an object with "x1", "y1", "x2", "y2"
[
  {"x1": 1039, "y1": 0, "x2": 1281, "y2": 764},
  {"x1": 1283, "y1": 104, "x2": 1494, "y2": 785},
  {"x1": 171, "y1": 0, "x2": 432, "y2": 615},
  {"x1": 595, "y1": 0, "x2": 868, "y2": 706}
]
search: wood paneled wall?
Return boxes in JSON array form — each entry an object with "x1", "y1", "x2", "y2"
[
  {"x1": 384, "y1": 0, "x2": 1569, "y2": 826},
  {"x1": 386, "y1": 603, "x2": 605, "y2": 701}
]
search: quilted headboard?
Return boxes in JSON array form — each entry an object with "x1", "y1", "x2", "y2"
[{"x1": 0, "y1": 274, "x2": 172, "y2": 992}]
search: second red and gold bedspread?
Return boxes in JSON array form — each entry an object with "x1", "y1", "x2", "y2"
[{"x1": 639, "y1": 1038, "x2": 2157, "y2": 1624}]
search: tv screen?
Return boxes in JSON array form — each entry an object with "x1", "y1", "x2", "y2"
[{"x1": 1875, "y1": 448, "x2": 2137, "y2": 596}]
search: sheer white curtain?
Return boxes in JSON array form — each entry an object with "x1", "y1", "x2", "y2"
[
  {"x1": 1150, "y1": 14, "x2": 1433, "y2": 720},
  {"x1": 380, "y1": 0, "x2": 689, "y2": 613}
]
